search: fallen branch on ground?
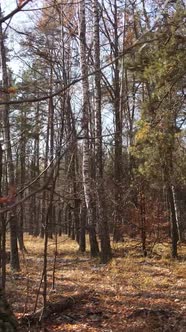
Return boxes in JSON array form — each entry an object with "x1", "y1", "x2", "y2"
[{"x1": 20, "y1": 291, "x2": 92, "y2": 325}]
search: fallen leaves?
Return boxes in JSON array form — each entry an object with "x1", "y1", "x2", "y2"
[{"x1": 4, "y1": 235, "x2": 186, "y2": 331}]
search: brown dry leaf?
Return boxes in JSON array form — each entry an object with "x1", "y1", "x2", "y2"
[{"x1": 5, "y1": 235, "x2": 186, "y2": 332}]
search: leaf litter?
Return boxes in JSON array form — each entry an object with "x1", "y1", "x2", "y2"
[{"x1": 5, "y1": 235, "x2": 186, "y2": 331}]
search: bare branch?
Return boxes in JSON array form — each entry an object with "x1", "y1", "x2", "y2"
[
  {"x1": 0, "y1": 129, "x2": 81, "y2": 214},
  {"x1": 0, "y1": 0, "x2": 32, "y2": 24},
  {"x1": 0, "y1": 39, "x2": 155, "y2": 106}
]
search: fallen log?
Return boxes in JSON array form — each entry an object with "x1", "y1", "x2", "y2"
[
  {"x1": 127, "y1": 308, "x2": 174, "y2": 319},
  {"x1": 20, "y1": 291, "x2": 91, "y2": 325}
]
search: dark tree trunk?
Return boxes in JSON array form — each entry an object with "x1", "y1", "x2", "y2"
[
  {"x1": 0, "y1": 217, "x2": 6, "y2": 289},
  {"x1": 0, "y1": 8, "x2": 20, "y2": 271},
  {"x1": 93, "y1": 0, "x2": 112, "y2": 263},
  {"x1": 112, "y1": 0, "x2": 123, "y2": 242},
  {"x1": 79, "y1": 202, "x2": 86, "y2": 253},
  {"x1": 9, "y1": 215, "x2": 20, "y2": 271},
  {"x1": 167, "y1": 185, "x2": 179, "y2": 258},
  {"x1": 139, "y1": 191, "x2": 147, "y2": 257},
  {"x1": 79, "y1": 0, "x2": 99, "y2": 257},
  {"x1": 18, "y1": 110, "x2": 27, "y2": 252},
  {"x1": 0, "y1": 143, "x2": 6, "y2": 289},
  {"x1": 0, "y1": 288, "x2": 17, "y2": 331}
]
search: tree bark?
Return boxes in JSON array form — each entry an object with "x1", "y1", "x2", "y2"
[
  {"x1": 0, "y1": 287, "x2": 17, "y2": 331},
  {"x1": 112, "y1": 0, "x2": 123, "y2": 242},
  {"x1": 0, "y1": 5, "x2": 20, "y2": 271},
  {"x1": 167, "y1": 185, "x2": 179, "y2": 258},
  {"x1": 79, "y1": 0, "x2": 99, "y2": 257},
  {"x1": 93, "y1": 0, "x2": 112, "y2": 263},
  {"x1": 0, "y1": 143, "x2": 6, "y2": 289}
]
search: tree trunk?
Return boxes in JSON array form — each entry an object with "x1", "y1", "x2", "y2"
[
  {"x1": 9, "y1": 215, "x2": 20, "y2": 271},
  {"x1": 0, "y1": 6, "x2": 20, "y2": 271},
  {"x1": 79, "y1": 0, "x2": 99, "y2": 257},
  {"x1": 0, "y1": 288, "x2": 17, "y2": 331},
  {"x1": 48, "y1": 78, "x2": 55, "y2": 239},
  {"x1": 167, "y1": 185, "x2": 179, "y2": 258},
  {"x1": 112, "y1": 0, "x2": 123, "y2": 242},
  {"x1": 79, "y1": 201, "x2": 86, "y2": 253},
  {"x1": 18, "y1": 110, "x2": 27, "y2": 252},
  {"x1": 40, "y1": 104, "x2": 50, "y2": 238},
  {"x1": 93, "y1": 0, "x2": 112, "y2": 263},
  {"x1": 0, "y1": 143, "x2": 6, "y2": 289},
  {"x1": 139, "y1": 190, "x2": 147, "y2": 257}
]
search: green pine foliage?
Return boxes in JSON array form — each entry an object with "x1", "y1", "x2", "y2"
[{"x1": 128, "y1": 5, "x2": 186, "y2": 186}]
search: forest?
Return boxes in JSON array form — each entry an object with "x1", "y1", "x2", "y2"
[{"x1": 0, "y1": 0, "x2": 186, "y2": 331}]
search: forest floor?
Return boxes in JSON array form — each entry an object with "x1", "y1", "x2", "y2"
[{"x1": 6, "y1": 235, "x2": 186, "y2": 332}]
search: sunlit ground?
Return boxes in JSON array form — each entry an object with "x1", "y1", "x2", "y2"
[{"x1": 5, "y1": 234, "x2": 186, "y2": 332}]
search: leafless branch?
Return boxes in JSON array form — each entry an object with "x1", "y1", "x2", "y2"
[{"x1": 0, "y1": 0, "x2": 32, "y2": 24}]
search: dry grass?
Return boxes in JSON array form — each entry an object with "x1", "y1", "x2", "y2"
[{"x1": 5, "y1": 234, "x2": 186, "y2": 331}]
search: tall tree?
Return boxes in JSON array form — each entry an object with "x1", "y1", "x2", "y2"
[
  {"x1": 93, "y1": 0, "x2": 112, "y2": 262},
  {"x1": 129, "y1": 2, "x2": 186, "y2": 257},
  {"x1": 0, "y1": 5, "x2": 20, "y2": 272},
  {"x1": 79, "y1": 0, "x2": 99, "y2": 257}
]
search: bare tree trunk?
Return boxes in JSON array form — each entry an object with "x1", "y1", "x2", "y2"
[
  {"x1": 171, "y1": 185, "x2": 181, "y2": 242},
  {"x1": 31, "y1": 102, "x2": 41, "y2": 237},
  {"x1": 42, "y1": 162, "x2": 59, "y2": 313},
  {"x1": 79, "y1": 201, "x2": 86, "y2": 252},
  {"x1": 0, "y1": 216, "x2": 6, "y2": 290},
  {"x1": 0, "y1": 143, "x2": 6, "y2": 289},
  {"x1": 71, "y1": 153, "x2": 81, "y2": 244},
  {"x1": 139, "y1": 190, "x2": 147, "y2": 257},
  {"x1": 93, "y1": 0, "x2": 111, "y2": 263},
  {"x1": 0, "y1": 288, "x2": 17, "y2": 331},
  {"x1": 79, "y1": 0, "x2": 99, "y2": 257},
  {"x1": 65, "y1": 95, "x2": 81, "y2": 245},
  {"x1": 0, "y1": 6, "x2": 20, "y2": 271},
  {"x1": 40, "y1": 107, "x2": 50, "y2": 238},
  {"x1": 18, "y1": 110, "x2": 27, "y2": 252},
  {"x1": 112, "y1": 0, "x2": 123, "y2": 242},
  {"x1": 167, "y1": 185, "x2": 179, "y2": 258},
  {"x1": 48, "y1": 94, "x2": 55, "y2": 239},
  {"x1": 161, "y1": 124, "x2": 179, "y2": 258},
  {"x1": 0, "y1": 144, "x2": 17, "y2": 324}
]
